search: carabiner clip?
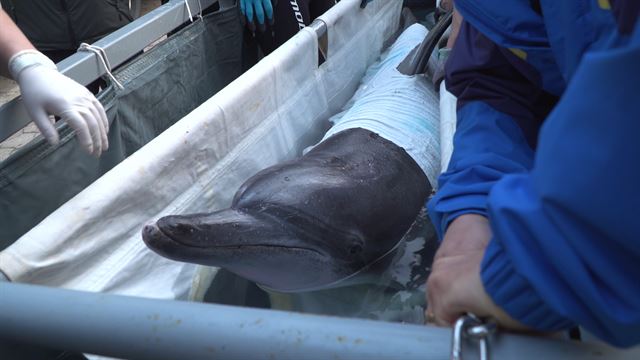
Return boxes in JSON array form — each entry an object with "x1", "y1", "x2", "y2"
[{"x1": 451, "y1": 314, "x2": 497, "y2": 360}]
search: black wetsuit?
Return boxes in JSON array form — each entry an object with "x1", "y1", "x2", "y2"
[{"x1": 256, "y1": 0, "x2": 337, "y2": 54}]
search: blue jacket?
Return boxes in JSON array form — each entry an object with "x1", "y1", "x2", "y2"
[{"x1": 427, "y1": 0, "x2": 640, "y2": 347}]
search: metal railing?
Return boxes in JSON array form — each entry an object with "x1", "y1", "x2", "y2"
[{"x1": 1, "y1": 282, "x2": 638, "y2": 360}]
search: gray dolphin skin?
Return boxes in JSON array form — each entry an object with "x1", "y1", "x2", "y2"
[{"x1": 142, "y1": 128, "x2": 431, "y2": 292}]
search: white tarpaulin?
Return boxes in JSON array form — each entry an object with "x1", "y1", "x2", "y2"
[
  {"x1": 439, "y1": 80, "x2": 457, "y2": 172},
  {"x1": 0, "y1": 0, "x2": 403, "y2": 301}
]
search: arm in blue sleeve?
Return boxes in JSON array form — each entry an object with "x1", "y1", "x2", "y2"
[
  {"x1": 482, "y1": 27, "x2": 640, "y2": 347},
  {"x1": 427, "y1": 21, "x2": 556, "y2": 239}
]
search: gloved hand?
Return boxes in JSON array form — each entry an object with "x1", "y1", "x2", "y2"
[
  {"x1": 11, "y1": 51, "x2": 109, "y2": 156},
  {"x1": 240, "y1": 0, "x2": 274, "y2": 32}
]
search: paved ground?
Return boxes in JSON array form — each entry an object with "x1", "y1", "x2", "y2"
[{"x1": 0, "y1": 0, "x2": 162, "y2": 161}]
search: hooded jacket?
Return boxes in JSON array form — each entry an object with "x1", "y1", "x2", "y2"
[{"x1": 428, "y1": 0, "x2": 640, "y2": 347}]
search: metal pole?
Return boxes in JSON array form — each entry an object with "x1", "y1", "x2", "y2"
[
  {"x1": 1, "y1": 283, "x2": 638, "y2": 360},
  {"x1": 0, "y1": 283, "x2": 446, "y2": 360}
]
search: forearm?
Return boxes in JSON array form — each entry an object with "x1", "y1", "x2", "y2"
[
  {"x1": 428, "y1": 101, "x2": 535, "y2": 238},
  {"x1": 0, "y1": 9, "x2": 36, "y2": 78},
  {"x1": 482, "y1": 31, "x2": 640, "y2": 347},
  {"x1": 428, "y1": 21, "x2": 550, "y2": 238}
]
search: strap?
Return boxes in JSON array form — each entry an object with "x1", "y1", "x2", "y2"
[{"x1": 396, "y1": 11, "x2": 453, "y2": 76}]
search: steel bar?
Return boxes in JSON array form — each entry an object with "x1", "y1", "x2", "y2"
[{"x1": 1, "y1": 282, "x2": 639, "y2": 360}]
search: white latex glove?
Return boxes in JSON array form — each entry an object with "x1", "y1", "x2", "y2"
[{"x1": 11, "y1": 51, "x2": 109, "y2": 156}]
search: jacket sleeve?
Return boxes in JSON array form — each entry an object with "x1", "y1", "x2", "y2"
[
  {"x1": 481, "y1": 23, "x2": 640, "y2": 348},
  {"x1": 427, "y1": 21, "x2": 556, "y2": 239}
]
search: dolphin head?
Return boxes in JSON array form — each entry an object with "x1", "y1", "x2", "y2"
[
  {"x1": 142, "y1": 207, "x2": 383, "y2": 292},
  {"x1": 142, "y1": 129, "x2": 430, "y2": 292}
]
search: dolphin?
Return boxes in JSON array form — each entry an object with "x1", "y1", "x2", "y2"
[{"x1": 143, "y1": 128, "x2": 430, "y2": 292}]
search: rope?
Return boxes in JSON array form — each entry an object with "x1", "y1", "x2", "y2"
[
  {"x1": 184, "y1": 0, "x2": 203, "y2": 23},
  {"x1": 78, "y1": 43, "x2": 124, "y2": 90}
]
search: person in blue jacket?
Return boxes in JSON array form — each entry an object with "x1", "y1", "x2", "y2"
[{"x1": 425, "y1": 0, "x2": 640, "y2": 347}]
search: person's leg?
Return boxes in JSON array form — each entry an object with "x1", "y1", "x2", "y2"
[
  {"x1": 309, "y1": 0, "x2": 336, "y2": 19},
  {"x1": 255, "y1": 0, "x2": 312, "y2": 55}
]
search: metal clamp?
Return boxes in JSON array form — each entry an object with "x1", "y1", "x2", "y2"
[
  {"x1": 451, "y1": 314, "x2": 497, "y2": 360},
  {"x1": 308, "y1": 19, "x2": 329, "y2": 64},
  {"x1": 78, "y1": 43, "x2": 125, "y2": 90},
  {"x1": 184, "y1": 0, "x2": 203, "y2": 22}
]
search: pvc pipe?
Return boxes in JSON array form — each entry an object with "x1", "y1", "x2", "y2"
[{"x1": 1, "y1": 283, "x2": 638, "y2": 360}]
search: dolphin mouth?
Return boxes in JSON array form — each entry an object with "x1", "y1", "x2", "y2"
[
  {"x1": 258, "y1": 237, "x2": 404, "y2": 293},
  {"x1": 143, "y1": 220, "x2": 323, "y2": 257}
]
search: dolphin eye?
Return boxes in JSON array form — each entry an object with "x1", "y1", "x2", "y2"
[{"x1": 349, "y1": 244, "x2": 363, "y2": 255}]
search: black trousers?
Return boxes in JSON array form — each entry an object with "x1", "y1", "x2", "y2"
[{"x1": 255, "y1": 0, "x2": 336, "y2": 54}]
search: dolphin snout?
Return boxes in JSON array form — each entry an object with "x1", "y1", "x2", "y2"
[
  {"x1": 142, "y1": 222, "x2": 162, "y2": 242},
  {"x1": 141, "y1": 221, "x2": 181, "y2": 256}
]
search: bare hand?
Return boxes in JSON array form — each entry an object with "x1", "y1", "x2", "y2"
[{"x1": 425, "y1": 214, "x2": 528, "y2": 330}]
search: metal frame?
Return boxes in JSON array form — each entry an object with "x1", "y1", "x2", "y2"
[
  {"x1": 0, "y1": 0, "x2": 223, "y2": 143},
  {"x1": 1, "y1": 282, "x2": 639, "y2": 360}
]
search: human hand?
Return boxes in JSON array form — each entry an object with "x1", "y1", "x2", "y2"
[
  {"x1": 240, "y1": 0, "x2": 274, "y2": 32},
  {"x1": 16, "y1": 60, "x2": 109, "y2": 156},
  {"x1": 425, "y1": 214, "x2": 528, "y2": 330}
]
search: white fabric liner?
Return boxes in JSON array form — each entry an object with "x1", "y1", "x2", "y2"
[
  {"x1": 439, "y1": 80, "x2": 457, "y2": 172},
  {"x1": 0, "y1": 0, "x2": 403, "y2": 301}
]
